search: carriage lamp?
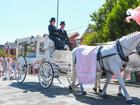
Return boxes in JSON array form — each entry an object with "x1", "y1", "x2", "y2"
[
  {"x1": 14, "y1": 40, "x2": 17, "y2": 43},
  {"x1": 30, "y1": 36, "x2": 35, "y2": 44},
  {"x1": 43, "y1": 34, "x2": 46, "y2": 37},
  {"x1": 43, "y1": 34, "x2": 48, "y2": 37}
]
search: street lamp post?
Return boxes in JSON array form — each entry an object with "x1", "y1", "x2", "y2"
[{"x1": 57, "y1": 0, "x2": 59, "y2": 28}]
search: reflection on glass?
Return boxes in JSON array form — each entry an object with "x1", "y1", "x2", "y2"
[
  {"x1": 26, "y1": 43, "x2": 36, "y2": 58},
  {"x1": 39, "y1": 42, "x2": 45, "y2": 54}
]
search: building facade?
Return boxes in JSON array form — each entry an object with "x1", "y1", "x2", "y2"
[
  {"x1": 4, "y1": 42, "x2": 17, "y2": 55},
  {"x1": 68, "y1": 32, "x2": 80, "y2": 49}
]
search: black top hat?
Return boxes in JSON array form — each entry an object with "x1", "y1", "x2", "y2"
[
  {"x1": 60, "y1": 21, "x2": 65, "y2": 25},
  {"x1": 50, "y1": 17, "x2": 56, "y2": 22}
]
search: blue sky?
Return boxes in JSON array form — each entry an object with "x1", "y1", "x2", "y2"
[{"x1": 0, "y1": 0, "x2": 105, "y2": 44}]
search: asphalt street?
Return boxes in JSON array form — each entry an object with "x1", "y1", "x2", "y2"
[{"x1": 0, "y1": 75, "x2": 140, "y2": 105}]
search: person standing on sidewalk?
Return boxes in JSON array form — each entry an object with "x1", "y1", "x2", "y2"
[
  {"x1": 11, "y1": 57, "x2": 17, "y2": 79},
  {"x1": 0, "y1": 58, "x2": 3, "y2": 78},
  {"x1": 2, "y1": 56, "x2": 8, "y2": 80}
]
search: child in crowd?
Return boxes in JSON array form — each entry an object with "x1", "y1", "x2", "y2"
[
  {"x1": 11, "y1": 57, "x2": 17, "y2": 79},
  {"x1": 6, "y1": 58, "x2": 12, "y2": 80},
  {"x1": 7, "y1": 58, "x2": 16, "y2": 80}
]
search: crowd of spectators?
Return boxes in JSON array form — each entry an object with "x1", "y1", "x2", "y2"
[{"x1": 0, "y1": 56, "x2": 16, "y2": 80}]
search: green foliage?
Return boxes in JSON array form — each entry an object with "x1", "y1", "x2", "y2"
[
  {"x1": 0, "y1": 49, "x2": 6, "y2": 57},
  {"x1": 82, "y1": 32, "x2": 96, "y2": 45},
  {"x1": 0, "y1": 49, "x2": 14, "y2": 57},
  {"x1": 103, "y1": 0, "x2": 140, "y2": 41},
  {"x1": 83, "y1": 0, "x2": 140, "y2": 45},
  {"x1": 82, "y1": 32, "x2": 106, "y2": 45}
]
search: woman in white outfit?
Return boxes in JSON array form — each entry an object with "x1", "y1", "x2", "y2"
[
  {"x1": 0, "y1": 59, "x2": 3, "y2": 78},
  {"x1": 2, "y1": 56, "x2": 8, "y2": 80},
  {"x1": 7, "y1": 58, "x2": 14, "y2": 80}
]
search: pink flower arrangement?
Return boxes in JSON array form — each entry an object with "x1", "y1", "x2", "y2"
[{"x1": 126, "y1": 6, "x2": 140, "y2": 25}]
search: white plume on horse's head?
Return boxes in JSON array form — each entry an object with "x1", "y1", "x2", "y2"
[
  {"x1": 126, "y1": 6, "x2": 140, "y2": 25},
  {"x1": 126, "y1": 8, "x2": 134, "y2": 16}
]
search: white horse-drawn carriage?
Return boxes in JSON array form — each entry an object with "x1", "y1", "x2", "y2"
[
  {"x1": 14, "y1": 7, "x2": 140, "y2": 104},
  {"x1": 15, "y1": 35, "x2": 72, "y2": 88}
]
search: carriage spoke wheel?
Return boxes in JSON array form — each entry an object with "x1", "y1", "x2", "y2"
[
  {"x1": 16, "y1": 56, "x2": 27, "y2": 83},
  {"x1": 38, "y1": 62, "x2": 54, "y2": 89}
]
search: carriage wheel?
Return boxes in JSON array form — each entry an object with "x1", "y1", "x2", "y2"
[
  {"x1": 38, "y1": 62, "x2": 54, "y2": 89},
  {"x1": 16, "y1": 55, "x2": 27, "y2": 83}
]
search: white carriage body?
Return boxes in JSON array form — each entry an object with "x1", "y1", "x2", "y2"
[
  {"x1": 15, "y1": 34, "x2": 72, "y2": 88},
  {"x1": 16, "y1": 35, "x2": 49, "y2": 68}
]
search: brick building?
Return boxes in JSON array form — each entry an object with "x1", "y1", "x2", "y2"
[
  {"x1": 4, "y1": 42, "x2": 17, "y2": 55},
  {"x1": 68, "y1": 32, "x2": 80, "y2": 49}
]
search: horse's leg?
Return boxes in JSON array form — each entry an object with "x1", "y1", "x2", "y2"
[
  {"x1": 118, "y1": 71, "x2": 125, "y2": 96},
  {"x1": 118, "y1": 85, "x2": 122, "y2": 96},
  {"x1": 93, "y1": 72, "x2": 102, "y2": 92},
  {"x1": 117, "y1": 71, "x2": 124, "y2": 96},
  {"x1": 109, "y1": 62, "x2": 134, "y2": 104},
  {"x1": 69, "y1": 50, "x2": 77, "y2": 90},
  {"x1": 101, "y1": 72, "x2": 112, "y2": 97},
  {"x1": 93, "y1": 73, "x2": 99, "y2": 92},
  {"x1": 80, "y1": 84, "x2": 87, "y2": 95},
  {"x1": 118, "y1": 70, "x2": 131, "y2": 96},
  {"x1": 98, "y1": 71, "x2": 103, "y2": 93},
  {"x1": 70, "y1": 62, "x2": 86, "y2": 94},
  {"x1": 69, "y1": 63, "x2": 76, "y2": 90},
  {"x1": 114, "y1": 72, "x2": 135, "y2": 103},
  {"x1": 69, "y1": 63, "x2": 86, "y2": 95}
]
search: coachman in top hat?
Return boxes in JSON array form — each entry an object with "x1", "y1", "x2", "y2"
[
  {"x1": 48, "y1": 17, "x2": 65, "y2": 50},
  {"x1": 58, "y1": 21, "x2": 71, "y2": 50}
]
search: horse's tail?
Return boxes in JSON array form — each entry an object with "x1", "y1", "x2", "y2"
[
  {"x1": 71, "y1": 47, "x2": 77, "y2": 64},
  {"x1": 70, "y1": 47, "x2": 77, "y2": 84}
]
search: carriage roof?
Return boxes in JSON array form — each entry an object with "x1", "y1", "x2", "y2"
[{"x1": 15, "y1": 34, "x2": 48, "y2": 45}]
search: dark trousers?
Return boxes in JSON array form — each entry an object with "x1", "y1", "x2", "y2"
[
  {"x1": 63, "y1": 40, "x2": 73, "y2": 51},
  {"x1": 49, "y1": 35, "x2": 65, "y2": 50}
]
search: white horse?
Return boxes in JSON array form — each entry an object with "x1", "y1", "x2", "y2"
[
  {"x1": 92, "y1": 47, "x2": 140, "y2": 94},
  {"x1": 69, "y1": 32, "x2": 140, "y2": 104},
  {"x1": 95, "y1": 48, "x2": 140, "y2": 96},
  {"x1": 94, "y1": 49, "x2": 140, "y2": 97}
]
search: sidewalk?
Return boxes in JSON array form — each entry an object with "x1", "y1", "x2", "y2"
[{"x1": 101, "y1": 79, "x2": 140, "y2": 88}]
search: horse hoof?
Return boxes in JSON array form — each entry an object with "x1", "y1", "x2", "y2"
[
  {"x1": 99, "y1": 89, "x2": 103, "y2": 93},
  {"x1": 126, "y1": 99, "x2": 135, "y2": 104},
  {"x1": 93, "y1": 88, "x2": 97, "y2": 92},
  {"x1": 117, "y1": 93, "x2": 123, "y2": 96},
  {"x1": 101, "y1": 95, "x2": 108, "y2": 99},
  {"x1": 82, "y1": 91, "x2": 87, "y2": 95},
  {"x1": 69, "y1": 85, "x2": 72, "y2": 91}
]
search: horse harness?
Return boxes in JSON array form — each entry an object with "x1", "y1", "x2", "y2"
[{"x1": 97, "y1": 40, "x2": 129, "y2": 74}]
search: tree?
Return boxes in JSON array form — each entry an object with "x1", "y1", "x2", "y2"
[
  {"x1": 82, "y1": 32, "x2": 101, "y2": 45},
  {"x1": 83, "y1": 0, "x2": 140, "y2": 45},
  {"x1": 0, "y1": 49, "x2": 6, "y2": 57},
  {"x1": 102, "y1": 0, "x2": 140, "y2": 41}
]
